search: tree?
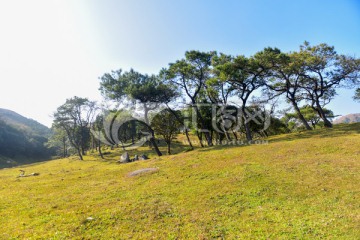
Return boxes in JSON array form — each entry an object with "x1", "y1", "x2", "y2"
[
  {"x1": 99, "y1": 69, "x2": 178, "y2": 156},
  {"x1": 213, "y1": 54, "x2": 266, "y2": 141},
  {"x1": 53, "y1": 97, "x2": 97, "y2": 160},
  {"x1": 92, "y1": 115, "x2": 105, "y2": 159},
  {"x1": 151, "y1": 109, "x2": 182, "y2": 154},
  {"x1": 297, "y1": 42, "x2": 360, "y2": 128},
  {"x1": 45, "y1": 124, "x2": 69, "y2": 158},
  {"x1": 207, "y1": 53, "x2": 238, "y2": 142},
  {"x1": 258, "y1": 47, "x2": 313, "y2": 130},
  {"x1": 163, "y1": 51, "x2": 215, "y2": 146},
  {"x1": 163, "y1": 103, "x2": 194, "y2": 150}
]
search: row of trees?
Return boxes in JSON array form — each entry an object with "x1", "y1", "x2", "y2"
[{"x1": 49, "y1": 42, "x2": 360, "y2": 159}]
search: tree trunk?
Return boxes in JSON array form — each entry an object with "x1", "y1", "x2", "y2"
[
  {"x1": 203, "y1": 131, "x2": 213, "y2": 146},
  {"x1": 232, "y1": 130, "x2": 238, "y2": 141},
  {"x1": 63, "y1": 137, "x2": 67, "y2": 158},
  {"x1": 315, "y1": 101, "x2": 332, "y2": 128},
  {"x1": 77, "y1": 147, "x2": 83, "y2": 160},
  {"x1": 166, "y1": 105, "x2": 193, "y2": 149},
  {"x1": 149, "y1": 137, "x2": 162, "y2": 156},
  {"x1": 184, "y1": 128, "x2": 193, "y2": 149},
  {"x1": 166, "y1": 142, "x2": 171, "y2": 155},
  {"x1": 290, "y1": 99, "x2": 312, "y2": 130},
  {"x1": 148, "y1": 125, "x2": 163, "y2": 156},
  {"x1": 244, "y1": 119, "x2": 253, "y2": 141},
  {"x1": 131, "y1": 121, "x2": 136, "y2": 144},
  {"x1": 196, "y1": 131, "x2": 204, "y2": 147},
  {"x1": 219, "y1": 115, "x2": 231, "y2": 141},
  {"x1": 81, "y1": 146, "x2": 86, "y2": 156},
  {"x1": 241, "y1": 106, "x2": 253, "y2": 141},
  {"x1": 98, "y1": 139, "x2": 104, "y2": 159}
]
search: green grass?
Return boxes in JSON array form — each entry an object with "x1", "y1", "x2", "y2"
[{"x1": 0, "y1": 123, "x2": 359, "y2": 239}]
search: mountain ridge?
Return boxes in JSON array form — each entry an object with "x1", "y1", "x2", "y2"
[
  {"x1": 0, "y1": 108, "x2": 53, "y2": 168},
  {"x1": 333, "y1": 113, "x2": 360, "y2": 124}
]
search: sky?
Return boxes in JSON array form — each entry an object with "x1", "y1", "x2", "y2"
[{"x1": 0, "y1": 0, "x2": 359, "y2": 127}]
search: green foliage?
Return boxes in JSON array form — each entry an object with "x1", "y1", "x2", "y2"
[
  {"x1": 163, "y1": 51, "x2": 216, "y2": 146},
  {"x1": 100, "y1": 69, "x2": 178, "y2": 105},
  {"x1": 213, "y1": 52, "x2": 269, "y2": 141},
  {"x1": 45, "y1": 125, "x2": 69, "y2": 158},
  {"x1": 53, "y1": 97, "x2": 97, "y2": 160},
  {"x1": 151, "y1": 109, "x2": 183, "y2": 154}
]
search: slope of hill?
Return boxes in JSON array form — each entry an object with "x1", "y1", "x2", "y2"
[
  {"x1": 0, "y1": 123, "x2": 359, "y2": 239},
  {"x1": 0, "y1": 108, "x2": 51, "y2": 136},
  {"x1": 0, "y1": 108, "x2": 53, "y2": 168},
  {"x1": 333, "y1": 113, "x2": 360, "y2": 124}
]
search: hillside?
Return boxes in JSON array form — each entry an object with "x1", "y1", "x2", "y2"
[
  {"x1": 0, "y1": 108, "x2": 53, "y2": 168},
  {"x1": 0, "y1": 123, "x2": 359, "y2": 239},
  {"x1": 333, "y1": 113, "x2": 360, "y2": 124}
]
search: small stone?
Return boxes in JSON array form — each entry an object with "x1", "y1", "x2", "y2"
[
  {"x1": 139, "y1": 154, "x2": 149, "y2": 160},
  {"x1": 119, "y1": 152, "x2": 130, "y2": 163},
  {"x1": 128, "y1": 168, "x2": 158, "y2": 177}
]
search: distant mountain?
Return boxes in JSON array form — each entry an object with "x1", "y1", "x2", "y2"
[
  {"x1": 0, "y1": 108, "x2": 53, "y2": 168},
  {"x1": 333, "y1": 113, "x2": 360, "y2": 124}
]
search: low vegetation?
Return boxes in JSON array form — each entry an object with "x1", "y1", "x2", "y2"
[{"x1": 0, "y1": 123, "x2": 359, "y2": 239}]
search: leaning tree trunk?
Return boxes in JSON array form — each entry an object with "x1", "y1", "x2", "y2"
[
  {"x1": 184, "y1": 128, "x2": 193, "y2": 149},
  {"x1": 232, "y1": 130, "x2": 238, "y2": 141},
  {"x1": 290, "y1": 99, "x2": 312, "y2": 130},
  {"x1": 149, "y1": 128, "x2": 162, "y2": 156},
  {"x1": 315, "y1": 101, "x2": 333, "y2": 128},
  {"x1": 149, "y1": 137, "x2": 162, "y2": 156},
  {"x1": 196, "y1": 131, "x2": 204, "y2": 147}
]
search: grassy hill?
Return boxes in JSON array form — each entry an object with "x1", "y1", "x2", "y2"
[
  {"x1": 0, "y1": 108, "x2": 53, "y2": 168},
  {"x1": 0, "y1": 123, "x2": 359, "y2": 239}
]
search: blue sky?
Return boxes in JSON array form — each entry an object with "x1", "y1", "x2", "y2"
[{"x1": 0, "y1": 0, "x2": 359, "y2": 126}]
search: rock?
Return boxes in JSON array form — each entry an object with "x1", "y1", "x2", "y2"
[
  {"x1": 139, "y1": 154, "x2": 149, "y2": 160},
  {"x1": 133, "y1": 154, "x2": 139, "y2": 161},
  {"x1": 17, "y1": 170, "x2": 40, "y2": 178},
  {"x1": 128, "y1": 168, "x2": 158, "y2": 177},
  {"x1": 119, "y1": 152, "x2": 130, "y2": 163}
]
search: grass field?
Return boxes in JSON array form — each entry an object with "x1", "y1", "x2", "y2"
[{"x1": 0, "y1": 123, "x2": 359, "y2": 239}]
